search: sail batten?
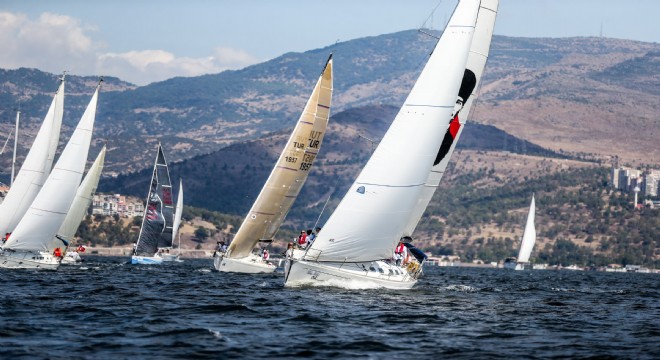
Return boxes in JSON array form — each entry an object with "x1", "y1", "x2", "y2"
[
  {"x1": 226, "y1": 55, "x2": 333, "y2": 259},
  {"x1": 306, "y1": 0, "x2": 481, "y2": 263}
]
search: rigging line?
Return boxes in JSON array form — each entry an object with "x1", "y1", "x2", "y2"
[
  {"x1": 419, "y1": 0, "x2": 444, "y2": 30},
  {"x1": 0, "y1": 128, "x2": 14, "y2": 155},
  {"x1": 313, "y1": 194, "x2": 332, "y2": 230}
]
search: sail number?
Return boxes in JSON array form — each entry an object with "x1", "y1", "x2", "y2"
[
  {"x1": 299, "y1": 162, "x2": 312, "y2": 171},
  {"x1": 285, "y1": 156, "x2": 298, "y2": 163}
]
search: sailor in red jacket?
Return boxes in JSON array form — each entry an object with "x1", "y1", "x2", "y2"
[{"x1": 297, "y1": 231, "x2": 307, "y2": 247}]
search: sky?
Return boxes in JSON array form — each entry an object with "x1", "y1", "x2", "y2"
[{"x1": 1, "y1": 0, "x2": 658, "y2": 85}]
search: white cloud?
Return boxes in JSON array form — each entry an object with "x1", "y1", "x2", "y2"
[{"x1": 0, "y1": 11, "x2": 261, "y2": 85}]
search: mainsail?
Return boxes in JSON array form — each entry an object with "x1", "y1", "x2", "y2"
[
  {"x1": 53, "y1": 146, "x2": 106, "y2": 246},
  {"x1": 0, "y1": 78, "x2": 64, "y2": 236},
  {"x1": 4, "y1": 84, "x2": 99, "y2": 253},
  {"x1": 134, "y1": 144, "x2": 175, "y2": 256},
  {"x1": 404, "y1": 0, "x2": 499, "y2": 236},
  {"x1": 226, "y1": 55, "x2": 333, "y2": 259},
  {"x1": 305, "y1": 0, "x2": 480, "y2": 263},
  {"x1": 517, "y1": 194, "x2": 536, "y2": 263}
]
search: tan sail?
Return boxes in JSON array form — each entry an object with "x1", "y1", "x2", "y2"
[{"x1": 227, "y1": 55, "x2": 333, "y2": 259}]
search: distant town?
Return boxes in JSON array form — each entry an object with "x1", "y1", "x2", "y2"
[
  {"x1": 91, "y1": 194, "x2": 144, "y2": 218},
  {"x1": 610, "y1": 163, "x2": 660, "y2": 208}
]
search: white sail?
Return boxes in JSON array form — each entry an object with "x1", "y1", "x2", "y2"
[
  {"x1": 54, "y1": 145, "x2": 106, "y2": 244},
  {"x1": 305, "y1": 0, "x2": 480, "y2": 263},
  {"x1": 172, "y1": 179, "x2": 183, "y2": 244},
  {"x1": 226, "y1": 55, "x2": 333, "y2": 259},
  {"x1": 0, "y1": 79, "x2": 64, "y2": 236},
  {"x1": 517, "y1": 194, "x2": 536, "y2": 263},
  {"x1": 404, "y1": 0, "x2": 499, "y2": 236},
  {"x1": 4, "y1": 84, "x2": 99, "y2": 253}
]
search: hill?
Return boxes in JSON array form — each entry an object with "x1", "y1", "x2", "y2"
[{"x1": 1, "y1": 32, "x2": 658, "y2": 176}]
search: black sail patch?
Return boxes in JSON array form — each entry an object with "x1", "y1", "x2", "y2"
[{"x1": 433, "y1": 69, "x2": 477, "y2": 166}]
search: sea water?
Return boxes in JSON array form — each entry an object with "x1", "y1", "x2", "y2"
[{"x1": 0, "y1": 257, "x2": 657, "y2": 359}]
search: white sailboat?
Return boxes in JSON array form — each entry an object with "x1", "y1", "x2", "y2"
[
  {"x1": 0, "y1": 77, "x2": 64, "y2": 238},
  {"x1": 404, "y1": 0, "x2": 499, "y2": 237},
  {"x1": 215, "y1": 55, "x2": 333, "y2": 273},
  {"x1": 284, "y1": 0, "x2": 487, "y2": 289},
  {"x1": 60, "y1": 146, "x2": 106, "y2": 265},
  {"x1": 131, "y1": 144, "x2": 176, "y2": 265},
  {"x1": 503, "y1": 194, "x2": 536, "y2": 270},
  {"x1": 0, "y1": 82, "x2": 100, "y2": 270},
  {"x1": 161, "y1": 178, "x2": 184, "y2": 263}
]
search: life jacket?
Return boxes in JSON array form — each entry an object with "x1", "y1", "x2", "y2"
[
  {"x1": 298, "y1": 234, "x2": 307, "y2": 245},
  {"x1": 395, "y1": 243, "x2": 405, "y2": 254},
  {"x1": 54, "y1": 248, "x2": 62, "y2": 257}
]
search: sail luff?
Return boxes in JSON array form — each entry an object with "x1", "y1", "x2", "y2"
[
  {"x1": 306, "y1": 0, "x2": 480, "y2": 263},
  {"x1": 403, "y1": 0, "x2": 499, "y2": 236},
  {"x1": 4, "y1": 84, "x2": 99, "y2": 252},
  {"x1": 0, "y1": 79, "x2": 65, "y2": 236},
  {"x1": 54, "y1": 146, "x2": 106, "y2": 244},
  {"x1": 227, "y1": 55, "x2": 333, "y2": 259},
  {"x1": 11, "y1": 110, "x2": 19, "y2": 185},
  {"x1": 517, "y1": 195, "x2": 536, "y2": 263}
]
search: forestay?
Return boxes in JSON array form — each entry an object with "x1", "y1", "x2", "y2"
[
  {"x1": 404, "y1": 0, "x2": 499, "y2": 236},
  {"x1": 4, "y1": 84, "x2": 99, "y2": 253},
  {"x1": 305, "y1": 0, "x2": 480, "y2": 263},
  {"x1": 227, "y1": 55, "x2": 333, "y2": 259},
  {"x1": 0, "y1": 79, "x2": 64, "y2": 236},
  {"x1": 517, "y1": 195, "x2": 536, "y2": 263},
  {"x1": 135, "y1": 144, "x2": 175, "y2": 256}
]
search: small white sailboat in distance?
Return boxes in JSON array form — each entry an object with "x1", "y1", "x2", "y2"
[
  {"x1": 285, "y1": 0, "x2": 492, "y2": 289},
  {"x1": 503, "y1": 194, "x2": 536, "y2": 270},
  {"x1": 60, "y1": 146, "x2": 106, "y2": 265},
  {"x1": 131, "y1": 143, "x2": 176, "y2": 265},
  {"x1": 0, "y1": 81, "x2": 100, "y2": 270},
  {"x1": 215, "y1": 54, "x2": 333, "y2": 273}
]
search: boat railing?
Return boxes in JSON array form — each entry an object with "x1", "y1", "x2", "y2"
[{"x1": 304, "y1": 248, "x2": 323, "y2": 262}]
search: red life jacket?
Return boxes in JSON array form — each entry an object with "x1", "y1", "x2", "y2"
[
  {"x1": 395, "y1": 243, "x2": 405, "y2": 254},
  {"x1": 54, "y1": 248, "x2": 62, "y2": 257}
]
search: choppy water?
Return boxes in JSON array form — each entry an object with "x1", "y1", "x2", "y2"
[{"x1": 0, "y1": 257, "x2": 658, "y2": 359}]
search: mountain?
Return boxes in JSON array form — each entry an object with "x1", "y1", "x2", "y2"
[
  {"x1": 99, "y1": 104, "x2": 567, "y2": 214},
  {"x1": 1, "y1": 32, "x2": 658, "y2": 176}
]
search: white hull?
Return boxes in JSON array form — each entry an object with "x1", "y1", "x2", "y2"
[
  {"x1": 61, "y1": 251, "x2": 82, "y2": 266},
  {"x1": 503, "y1": 261, "x2": 530, "y2": 270},
  {"x1": 284, "y1": 258, "x2": 419, "y2": 290},
  {"x1": 0, "y1": 250, "x2": 60, "y2": 270},
  {"x1": 131, "y1": 255, "x2": 164, "y2": 265},
  {"x1": 214, "y1": 253, "x2": 276, "y2": 273},
  {"x1": 160, "y1": 253, "x2": 182, "y2": 262}
]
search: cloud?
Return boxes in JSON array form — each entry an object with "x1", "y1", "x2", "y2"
[{"x1": 0, "y1": 11, "x2": 260, "y2": 85}]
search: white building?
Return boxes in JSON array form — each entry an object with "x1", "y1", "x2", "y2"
[{"x1": 92, "y1": 194, "x2": 144, "y2": 217}]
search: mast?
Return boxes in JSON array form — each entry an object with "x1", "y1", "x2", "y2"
[{"x1": 11, "y1": 111, "x2": 19, "y2": 186}]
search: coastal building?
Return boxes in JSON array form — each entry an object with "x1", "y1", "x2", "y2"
[{"x1": 92, "y1": 194, "x2": 144, "y2": 217}]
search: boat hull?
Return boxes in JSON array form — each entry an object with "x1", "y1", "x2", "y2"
[
  {"x1": 503, "y1": 261, "x2": 531, "y2": 270},
  {"x1": 214, "y1": 253, "x2": 276, "y2": 273},
  {"x1": 160, "y1": 253, "x2": 182, "y2": 262},
  {"x1": 131, "y1": 255, "x2": 164, "y2": 265},
  {"x1": 284, "y1": 258, "x2": 418, "y2": 290},
  {"x1": 0, "y1": 250, "x2": 60, "y2": 270},
  {"x1": 61, "y1": 252, "x2": 82, "y2": 266}
]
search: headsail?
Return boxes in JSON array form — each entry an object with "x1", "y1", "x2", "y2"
[
  {"x1": 404, "y1": 0, "x2": 499, "y2": 236},
  {"x1": 172, "y1": 179, "x2": 183, "y2": 244},
  {"x1": 305, "y1": 0, "x2": 480, "y2": 263},
  {"x1": 517, "y1": 194, "x2": 536, "y2": 263},
  {"x1": 0, "y1": 78, "x2": 64, "y2": 236},
  {"x1": 227, "y1": 55, "x2": 333, "y2": 259},
  {"x1": 134, "y1": 144, "x2": 175, "y2": 256},
  {"x1": 53, "y1": 146, "x2": 106, "y2": 246},
  {"x1": 4, "y1": 84, "x2": 99, "y2": 253}
]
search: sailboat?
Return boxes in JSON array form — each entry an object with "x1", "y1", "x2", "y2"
[
  {"x1": 285, "y1": 0, "x2": 496, "y2": 289},
  {"x1": 162, "y1": 178, "x2": 184, "y2": 263},
  {"x1": 503, "y1": 194, "x2": 536, "y2": 270},
  {"x1": 131, "y1": 144, "x2": 176, "y2": 265},
  {"x1": 215, "y1": 55, "x2": 333, "y2": 273},
  {"x1": 0, "y1": 81, "x2": 100, "y2": 270},
  {"x1": 60, "y1": 146, "x2": 106, "y2": 265},
  {"x1": 0, "y1": 77, "x2": 64, "y2": 238}
]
